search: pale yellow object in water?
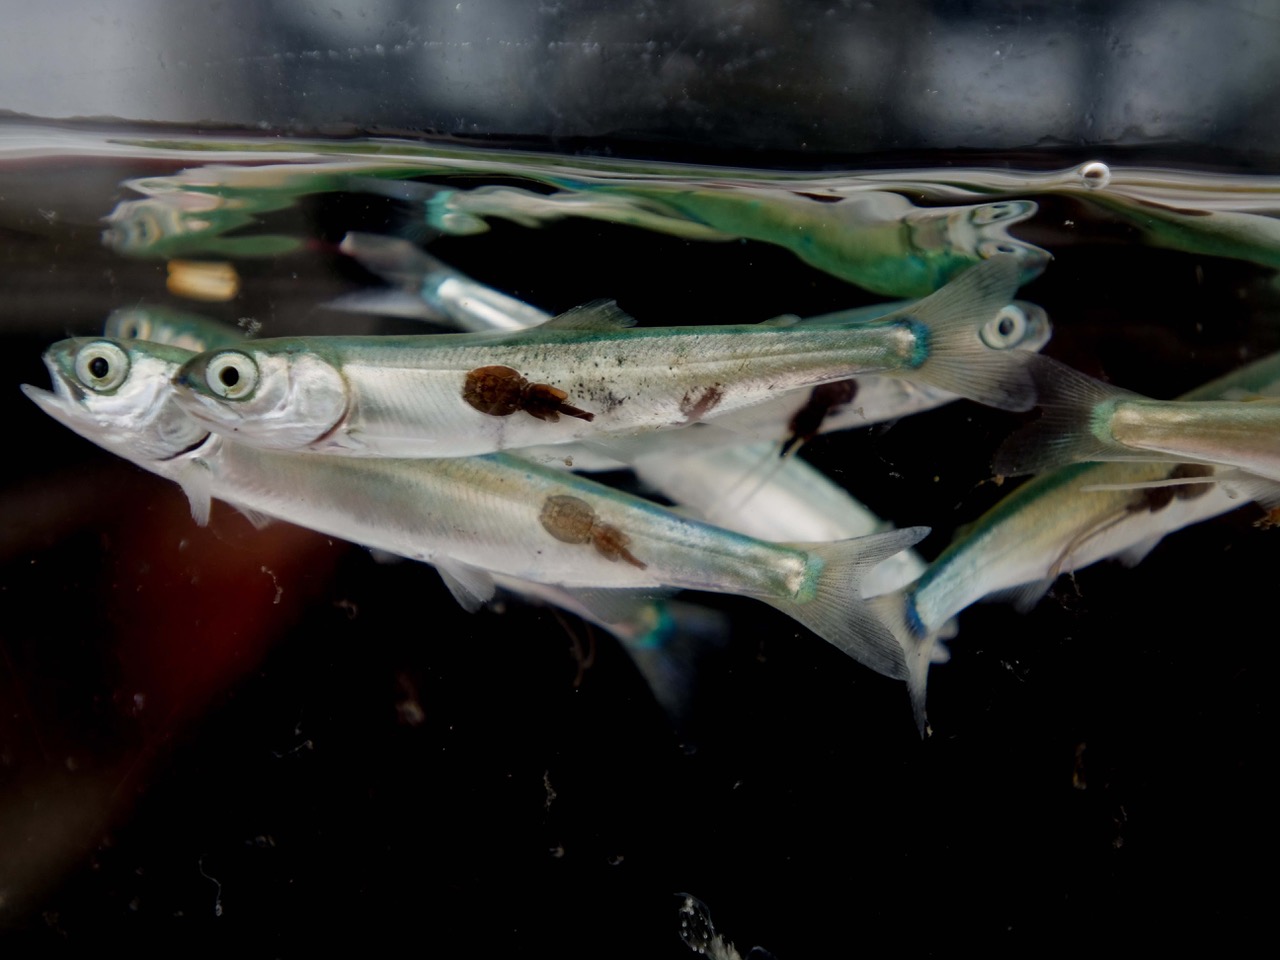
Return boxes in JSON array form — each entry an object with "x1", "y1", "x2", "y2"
[{"x1": 166, "y1": 259, "x2": 240, "y2": 302}]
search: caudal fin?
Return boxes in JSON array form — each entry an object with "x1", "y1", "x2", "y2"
[
  {"x1": 763, "y1": 526, "x2": 929, "y2": 683},
  {"x1": 893, "y1": 255, "x2": 1038, "y2": 411},
  {"x1": 869, "y1": 589, "x2": 942, "y2": 737},
  {"x1": 994, "y1": 355, "x2": 1144, "y2": 476}
]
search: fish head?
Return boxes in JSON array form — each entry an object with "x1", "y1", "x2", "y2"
[
  {"x1": 980, "y1": 300, "x2": 1053, "y2": 353},
  {"x1": 171, "y1": 342, "x2": 349, "y2": 449},
  {"x1": 22, "y1": 337, "x2": 209, "y2": 461},
  {"x1": 905, "y1": 199, "x2": 1052, "y2": 287},
  {"x1": 105, "y1": 305, "x2": 247, "y2": 352}
]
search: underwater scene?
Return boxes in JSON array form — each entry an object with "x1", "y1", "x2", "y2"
[{"x1": 0, "y1": 120, "x2": 1276, "y2": 954}]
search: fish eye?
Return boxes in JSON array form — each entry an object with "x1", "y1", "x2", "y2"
[
  {"x1": 116, "y1": 314, "x2": 151, "y2": 341},
  {"x1": 979, "y1": 239, "x2": 1023, "y2": 258},
  {"x1": 970, "y1": 201, "x2": 1024, "y2": 225},
  {"x1": 205, "y1": 352, "x2": 259, "y2": 400},
  {"x1": 981, "y1": 305, "x2": 1027, "y2": 349},
  {"x1": 74, "y1": 341, "x2": 130, "y2": 392}
]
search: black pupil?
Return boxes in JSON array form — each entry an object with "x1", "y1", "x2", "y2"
[
  {"x1": 997, "y1": 317, "x2": 1015, "y2": 337},
  {"x1": 219, "y1": 365, "x2": 240, "y2": 388},
  {"x1": 89, "y1": 356, "x2": 109, "y2": 379}
]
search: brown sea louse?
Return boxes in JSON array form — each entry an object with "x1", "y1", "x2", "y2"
[
  {"x1": 463, "y1": 365, "x2": 595, "y2": 422},
  {"x1": 539, "y1": 495, "x2": 647, "y2": 569}
]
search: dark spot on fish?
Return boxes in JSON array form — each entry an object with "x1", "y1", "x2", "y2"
[
  {"x1": 539, "y1": 495, "x2": 647, "y2": 569},
  {"x1": 540, "y1": 495, "x2": 595, "y2": 544},
  {"x1": 679, "y1": 384, "x2": 725, "y2": 423},
  {"x1": 1139, "y1": 484, "x2": 1176, "y2": 512},
  {"x1": 1170, "y1": 463, "x2": 1215, "y2": 501},
  {"x1": 463, "y1": 365, "x2": 595, "y2": 423},
  {"x1": 792, "y1": 190, "x2": 842, "y2": 203},
  {"x1": 782, "y1": 379, "x2": 858, "y2": 456}
]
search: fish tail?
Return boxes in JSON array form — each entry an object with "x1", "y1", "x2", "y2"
[
  {"x1": 897, "y1": 254, "x2": 1038, "y2": 411},
  {"x1": 617, "y1": 599, "x2": 732, "y2": 726},
  {"x1": 994, "y1": 355, "x2": 1140, "y2": 476},
  {"x1": 763, "y1": 526, "x2": 929, "y2": 686},
  {"x1": 867, "y1": 589, "x2": 941, "y2": 737}
]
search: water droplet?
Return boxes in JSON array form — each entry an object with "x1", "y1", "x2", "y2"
[{"x1": 1078, "y1": 161, "x2": 1111, "y2": 190}]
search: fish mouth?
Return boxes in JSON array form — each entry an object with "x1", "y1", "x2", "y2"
[{"x1": 20, "y1": 382, "x2": 77, "y2": 429}]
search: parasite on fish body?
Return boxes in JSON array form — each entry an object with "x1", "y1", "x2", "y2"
[
  {"x1": 169, "y1": 256, "x2": 1041, "y2": 459},
  {"x1": 27, "y1": 336, "x2": 932, "y2": 701}
]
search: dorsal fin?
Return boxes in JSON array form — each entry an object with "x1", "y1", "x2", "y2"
[
  {"x1": 538, "y1": 300, "x2": 638, "y2": 332},
  {"x1": 756, "y1": 313, "x2": 802, "y2": 328}
]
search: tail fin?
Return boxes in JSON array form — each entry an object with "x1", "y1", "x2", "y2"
[
  {"x1": 994, "y1": 356, "x2": 1143, "y2": 476},
  {"x1": 892, "y1": 255, "x2": 1038, "y2": 411},
  {"x1": 617, "y1": 600, "x2": 731, "y2": 726},
  {"x1": 869, "y1": 589, "x2": 941, "y2": 737},
  {"x1": 762, "y1": 527, "x2": 928, "y2": 683}
]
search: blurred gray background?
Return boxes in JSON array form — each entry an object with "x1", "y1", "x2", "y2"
[{"x1": 1, "y1": 0, "x2": 1278, "y2": 158}]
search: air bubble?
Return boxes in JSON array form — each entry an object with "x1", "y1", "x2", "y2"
[{"x1": 1078, "y1": 161, "x2": 1111, "y2": 190}]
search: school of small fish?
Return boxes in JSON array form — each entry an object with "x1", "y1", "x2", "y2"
[{"x1": 26, "y1": 157, "x2": 1280, "y2": 734}]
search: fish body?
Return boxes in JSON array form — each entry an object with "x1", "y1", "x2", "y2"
[
  {"x1": 171, "y1": 256, "x2": 1036, "y2": 457},
  {"x1": 879, "y1": 349, "x2": 1280, "y2": 729},
  {"x1": 27, "y1": 337, "x2": 927, "y2": 684},
  {"x1": 333, "y1": 233, "x2": 1051, "y2": 452},
  {"x1": 996, "y1": 355, "x2": 1280, "y2": 482},
  {"x1": 422, "y1": 180, "x2": 1050, "y2": 297},
  {"x1": 104, "y1": 305, "x2": 250, "y2": 352}
]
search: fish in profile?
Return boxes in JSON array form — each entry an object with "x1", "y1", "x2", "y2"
[
  {"x1": 104, "y1": 304, "x2": 250, "y2": 352},
  {"x1": 874, "y1": 349, "x2": 1280, "y2": 734},
  {"x1": 169, "y1": 256, "x2": 1038, "y2": 458},
  {"x1": 332, "y1": 232, "x2": 1053, "y2": 454},
  {"x1": 414, "y1": 179, "x2": 1050, "y2": 297},
  {"x1": 994, "y1": 353, "x2": 1280, "y2": 483},
  {"x1": 26, "y1": 336, "x2": 929, "y2": 692}
]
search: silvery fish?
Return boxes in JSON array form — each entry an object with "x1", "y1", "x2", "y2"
[
  {"x1": 25, "y1": 336, "x2": 928, "y2": 687},
  {"x1": 170, "y1": 256, "x2": 1037, "y2": 458},
  {"x1": 332, "y1": 232, "x2": 1052, "y2": 454},
  {"x1": 874, "y1": 349, "x2": 1280, "y2": 733},
  {"x1": 995, "y1": 353, "x2": 1280, "y2": 483}
]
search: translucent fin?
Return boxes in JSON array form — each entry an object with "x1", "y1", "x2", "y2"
[
  {"x1": 892, "y1": 254, "x2": 1037, "y2": 412},
  {"x1": 174, "y1": 460, "x2": 214, "y2": 527},
  {"x1": 756, "y1": 312, "x2": 801, "y2": 328},
  {"x1": 764, "y1": 527, "x2": 929, "y2": 683},
  {"x1": 615, "y1": 599, "x2": 730, "y2": 725},
  {"x1": 367, "y1": 548, "x2": 406, "y2": 565},
  {"x1": 537, "y1": 300, "x2": 638, "y2": 332},
  {"x1": 436, "y1": 559, "x2": 497, "y2": 613},
  {"x1": 232, "y1": 505, "x2": 275, "y2": 531},
  {"x1": 555, "y1": 586, "x2": 677, "y2": 628},
  {"x1": 867, "y1": 589, "x2": 935, "y2": 737},
  {"x1": 986, "y1": 578, "x2": 1056, "y2": 613},
  {"x1": 994, "y1": 356, "x2": 1143, "y2": 476},
  {"x1": 1116, "y1": 533, "x2": 1164, "y2": 568}
]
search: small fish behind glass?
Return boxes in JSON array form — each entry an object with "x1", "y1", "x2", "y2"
[{"x1": 169, "y1": 256, "x2": 1038, "y2": 458}]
